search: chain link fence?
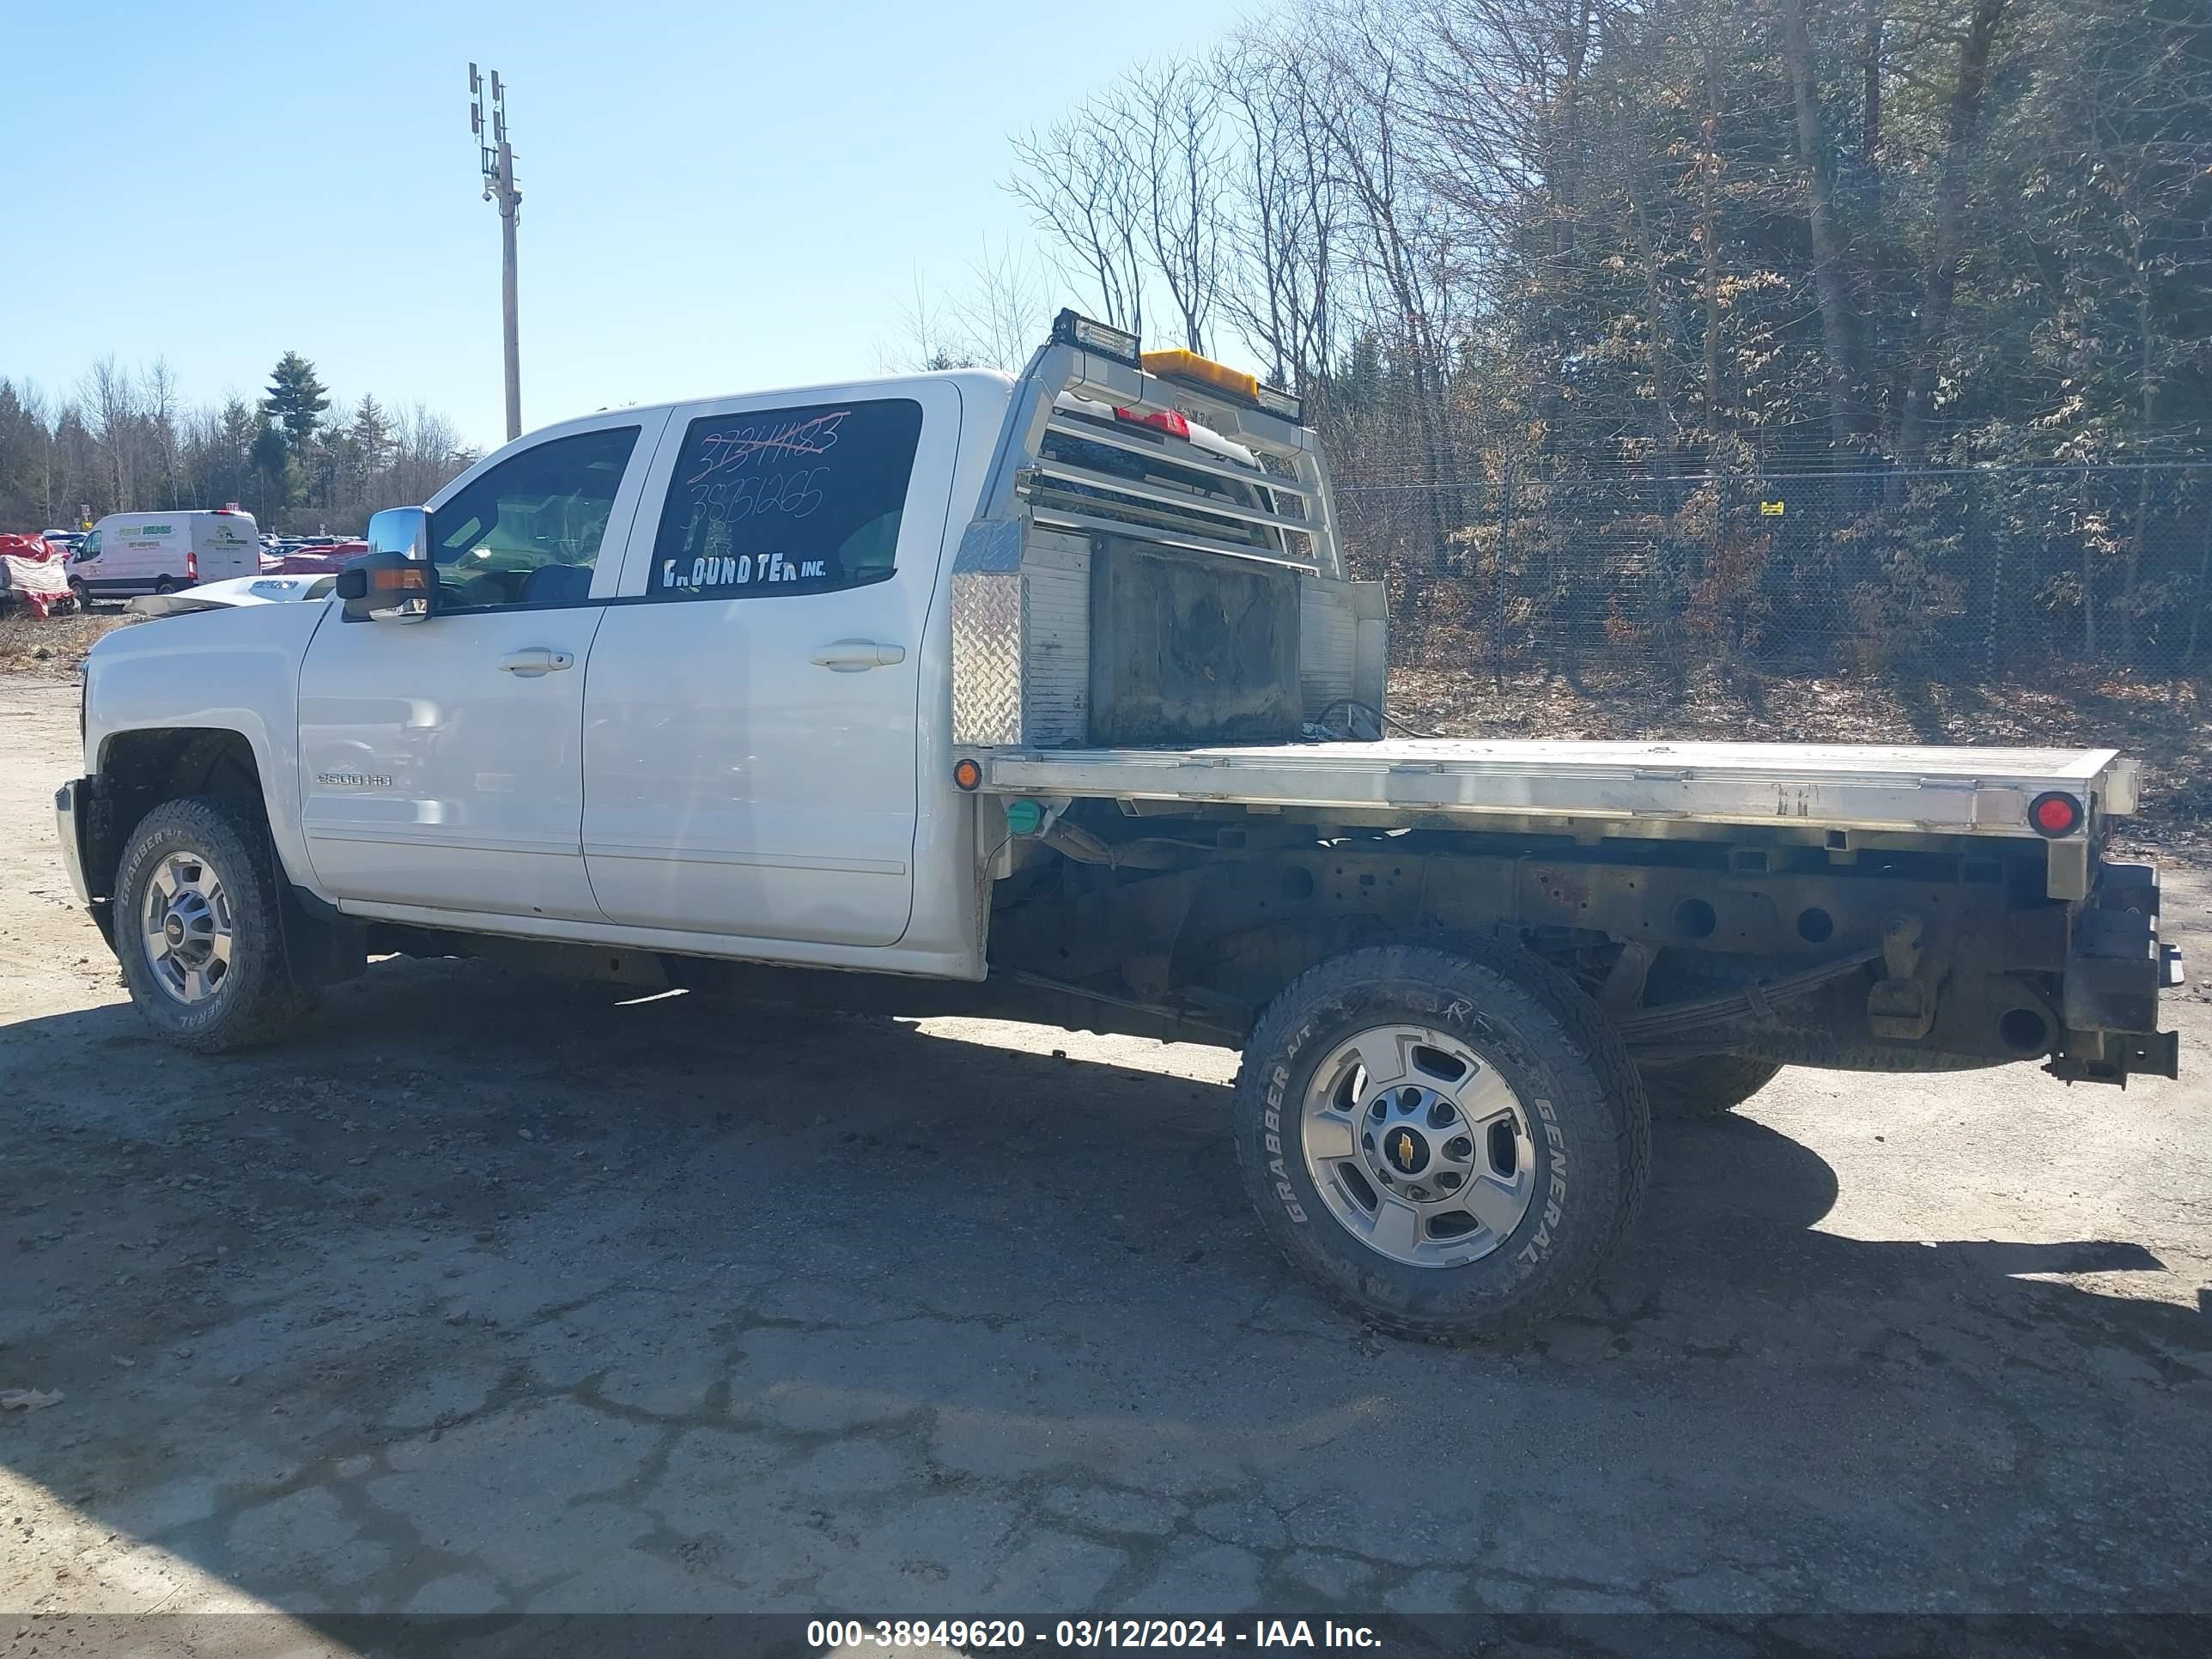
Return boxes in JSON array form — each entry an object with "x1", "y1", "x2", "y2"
[{"x1": 1332, "y1": 461, "x2": 2212, "y2": 685}]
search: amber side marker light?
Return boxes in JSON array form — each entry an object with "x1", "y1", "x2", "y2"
[
  {"x1": 952, "y1": 758, "x2": 983, "y2": 792},
  {"x1": 2029, "y1": 791, "x2": 2083, "y2": 836}
]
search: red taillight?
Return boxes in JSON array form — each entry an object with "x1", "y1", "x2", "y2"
[
  {"x1": 1114, "y1": 405, "x2": 1189, "y2": 440},
  {"x1": 185, "y1": 552, "x2": 198, "y2": 581},
  {"x1": 2030, "y1": 792, "x2": 2082, "y2": 836}
]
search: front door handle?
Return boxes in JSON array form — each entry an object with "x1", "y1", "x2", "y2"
[
  {"x1": 810, "y1": 638, "x2": 906, "y2": 672},
  {"x1": 497, "y1": 647, "x2": 575, "y2": 678}
]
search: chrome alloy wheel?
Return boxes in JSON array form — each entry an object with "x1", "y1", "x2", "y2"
[
  {"x1": 141, "y1": 850, "x2": 234, "y2": 1006},
  {"x1": 1301, "y1": 1024, "x2": 1538, "y2": 1268}
]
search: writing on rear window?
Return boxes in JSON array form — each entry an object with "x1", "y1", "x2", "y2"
[
  {"x1": 673, "y1": 550, "x2": 828, "y2": 588},
  {"x1": 649, "y1": 398, "x2": 922, "y2": 601}
]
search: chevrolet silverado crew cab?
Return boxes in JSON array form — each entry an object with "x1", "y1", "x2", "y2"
[{"x1": 56, "y1": 311, "x2": 2185, "y2": 1340}]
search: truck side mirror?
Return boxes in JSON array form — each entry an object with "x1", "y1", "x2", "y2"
[
  {"x1": 338, "y1": 551, "x2": 435, "y2": 623},
  {"x1": 366, "y1": 505, "x2": 429, "y2": 560},
  {"x1": 347, "y1": 506, "x2": 435, "y2": 623}
]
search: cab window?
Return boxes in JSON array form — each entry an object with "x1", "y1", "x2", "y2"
[
  {"x1": 647, "y1": 398, "x2": 923, "y2": 600},
  {"x1": 428, "y1": 425, "x2": 641, "y2": 611}
]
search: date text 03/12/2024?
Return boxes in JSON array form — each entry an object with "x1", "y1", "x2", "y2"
[{"x1": 806, "y1": 1621, "x2": 1383, "y2": 1650}]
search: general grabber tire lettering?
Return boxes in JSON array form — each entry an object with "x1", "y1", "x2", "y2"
[
  {"x1": 1232, "y1": 939, "x2": 1650, "y2": 1343},
  {"x1": 1638, "y1": 1054, "x2": 1784, "y2": 1119},
  {"x1": 113, "y1": 795, "x2": 319, "y2": 1054}
]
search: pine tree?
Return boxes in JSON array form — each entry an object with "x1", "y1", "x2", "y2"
[
  {"x1": 351, "y1": 395, "x2": 392, "y2": 473},
  {"x1": 249, "y1": 419, "x2": 292, "y2": 519},
  {"x1": 262, "y1": 351, "x2": 330, "y2": 460},
  {"x1": 350, "y1": 394, "x2": 394, "y2": 506}
]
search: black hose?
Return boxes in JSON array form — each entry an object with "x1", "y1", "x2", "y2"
[{"x1": 1313, "y1": 698, "x2": 1444, "y2": 740}]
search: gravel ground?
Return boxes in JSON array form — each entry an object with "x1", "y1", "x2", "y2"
[{"x1": 0, "y1": 672, "x2": 2208, "y2": 1635}]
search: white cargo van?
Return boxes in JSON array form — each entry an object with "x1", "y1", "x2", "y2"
[{"x1": 69, "y1": 508, "x2": 261, "y2": 601}]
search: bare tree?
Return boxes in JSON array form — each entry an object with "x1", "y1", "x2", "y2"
[
  {"x1": 955, "y1": 238, "x2": 1056, "y2": 370},
  {"x1": 1893, "y1": 0, "x2": 2009, "y2": 473},
  {"x1": 145, "y1": 357, "x2": 184, "y2": 506},
  {"x1": 1303, "y1": 7, "x2": 1475, "y2": 549},
  {"x1": 82, "y1": 357, "x2": 129, "y2": 508},
  {"x1": 391, "y1": 404, "x2": 473, "y2": 508},
  {"x1": 1212, "y1": 33, "x2": 1342, "y2": 389},
  {"x1": 1119, "y1": 60, "x2": 1226, "y2": 353},
  {"x1": 1010, "y1": 102, "x2": 1148, "y2": 336},
  {"x1": 1780, "y1": 0, "x2": 1871, "y2": 451},
  {"x1": 1698, "y1": 0, "x2": 1727, "y2": 437},
  {"x1": 878, "y1": 268, "x2": 979, "y2": 373}
]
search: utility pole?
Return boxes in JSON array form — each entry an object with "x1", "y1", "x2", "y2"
[{"x1": 470, "y1": 64, "x2": 522, "y2": 442}]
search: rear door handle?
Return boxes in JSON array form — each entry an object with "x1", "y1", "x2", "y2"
[
  {"x1": 810, "y1": 638, "x2": 906, "y2": 672},
  {"x1": 497, "y1": 647, "x2": 574, "y2": 677}
]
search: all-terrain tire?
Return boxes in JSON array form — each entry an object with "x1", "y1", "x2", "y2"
[
  {"x1": 1638, "y1": 1054, "x2": 1784, "y2": 1119},
  {"x1": 113, "y1": 795, "x2": 319, "y2": 1054},
  {"x1": 1232, "y1": 939, "x2": 1650, "y2": 1343}
]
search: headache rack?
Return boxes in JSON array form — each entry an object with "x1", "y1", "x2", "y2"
[{"x1": 951, "y1": 312, "x2": 1381, "y2": 750}]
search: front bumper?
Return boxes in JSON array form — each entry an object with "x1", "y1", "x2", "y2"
[
  {"x1": 54, "y1": 776, "x2": 94, "y2": 905},
  {"x1": 54, "y1": 775, "x2": 116, "y2": 951},
  {"x1": 2046, "y1": 860, "x2": 2182, "y2": 1085}
]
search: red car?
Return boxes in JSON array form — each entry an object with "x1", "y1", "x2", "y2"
[{"x1": 272, "y1": 541, "x2": 368, "y2": 575}]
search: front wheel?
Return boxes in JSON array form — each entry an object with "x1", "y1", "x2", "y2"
[
  {"x1": 1233, "y1": 939, "x2": 1650, "y2": 1343},
  {"x1": 113, "y1": 796, "x2": 318, "y2": 1053}
]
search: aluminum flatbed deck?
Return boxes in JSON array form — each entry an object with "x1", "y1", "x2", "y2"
[{"x1": 981, "y1": 739, "x2": 2137, "y2": 845}]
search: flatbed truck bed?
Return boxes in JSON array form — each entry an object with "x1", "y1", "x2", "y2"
[{"x1": 981, "y1": 740, "x2": 2137, "y2": 896}]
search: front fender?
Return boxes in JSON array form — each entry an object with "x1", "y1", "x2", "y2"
[{"x1": 84, "y1": 600, "x2": 334, "y2": 891}]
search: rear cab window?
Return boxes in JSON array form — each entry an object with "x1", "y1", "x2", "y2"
[{"x1": 647, "y1": 398, "x2": 925, "y2": 600}]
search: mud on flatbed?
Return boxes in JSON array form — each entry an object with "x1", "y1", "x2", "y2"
[{"x1": 1, "y1": 673, "x2": 2209, "y2": 1627}]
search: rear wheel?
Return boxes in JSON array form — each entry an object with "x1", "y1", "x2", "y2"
[
  {"x1": 154, "y1": 576, "x2": 179, "y2": 594},
  {"x1": 1233, "y1": 939, "x2": 1650, "y2": 1343},
  {"x1": 114, "y1": 796, "x2": 318, "y2": 1053},
  {"x1": 1638, "y1": 1054, "x2": 1784, "y2": 1119}
]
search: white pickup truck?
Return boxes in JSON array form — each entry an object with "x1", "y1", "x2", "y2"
[{"x1": 56, "y1": 311, "x2": 2183, "y2": 1340}]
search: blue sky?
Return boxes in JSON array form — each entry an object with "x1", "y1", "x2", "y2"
[{"x1": 5, "y1": 0, "x2": 1263, "y2": 449}]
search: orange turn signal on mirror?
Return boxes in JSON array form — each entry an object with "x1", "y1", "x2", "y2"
[
  {"x1": 370, "y1": 564, "x2": 430, "y2": 592},
  {"x1": 952, "y1": 758, "x2": 982, "y2": 792}
]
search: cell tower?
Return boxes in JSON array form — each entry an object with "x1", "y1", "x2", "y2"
[{"x1": 470, "y1": 64, "x2": 522, "y2": 441}]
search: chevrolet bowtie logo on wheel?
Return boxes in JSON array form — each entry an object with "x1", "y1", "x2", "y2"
[{"x1": 1395, "y1": 1131, "x2": 1417, "y2": 1170}]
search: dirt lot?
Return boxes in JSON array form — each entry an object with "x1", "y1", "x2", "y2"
[{"x1": 2, "y1": 671, "x2": 2209, "y2": 1634}]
